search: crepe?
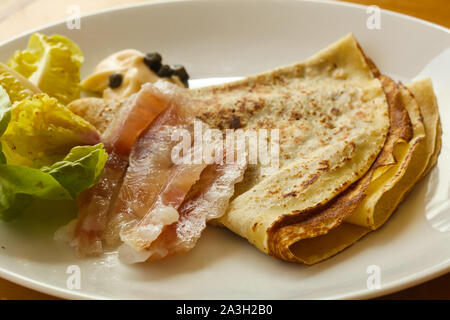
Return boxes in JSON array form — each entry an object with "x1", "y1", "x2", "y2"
[
  {"x1": 408, "y1": 78, "x2": 442, "y2": 178},
  {"x1": 189, "y1": 34, "x2": 392, "y2": 259},
  {"x1": 189, "y1": 35, "x2": 441, "y2": 265},
  {"x1": 288, "y1": 78, "x2": 441, "y2": 264}
]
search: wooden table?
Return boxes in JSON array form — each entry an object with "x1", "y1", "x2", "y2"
[{"x1": 0, "y1": 0, "x2": 448, "y2": 300}]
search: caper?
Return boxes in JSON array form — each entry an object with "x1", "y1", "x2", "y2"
[
  {"x1": 171, "y1": 65, "x2": 189, "y2": 86},
  {"x1": 157, "y1": 64, "x2": 173, "y2": 78},
  {"x1": 144, "y1": 52, "x2": 162, "y2": 72},
  {"x1": 109, "y1": 73, "x2": 123, "y2": 88}
]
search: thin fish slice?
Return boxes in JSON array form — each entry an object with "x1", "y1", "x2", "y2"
[
  {"x1": 70, "y1": 82, "x2": 175, "y2": 255},
  {"x1": 102, "y1": 82, "x2": 176, "y2": 156},
  {"x1": 72, "y1": 152, "x2": 127, "y2": 255},
  {"x1": 143, "y1": 154, "x2": 248, "y2": 261},
  {"x1": 118, "y1": 145, "x2": 207, "y2": 263},
  {"x1": 103, "y1": 105, "x2": 195, "y2": 245}
]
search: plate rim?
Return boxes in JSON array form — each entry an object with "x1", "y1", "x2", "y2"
[
  {"x1": 0, "y1": 0, "x2": 448, "y2": 300},
  {"x1": 0, "y1": 0, "x2": 448, "y2": 49},
  {"x1": 1, "y1": 258, "x2": 448, "y2": 300}
]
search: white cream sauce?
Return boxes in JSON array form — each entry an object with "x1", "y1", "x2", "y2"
[{"x1": 82, "y1": 49, "x2": 183, "y2": 101}]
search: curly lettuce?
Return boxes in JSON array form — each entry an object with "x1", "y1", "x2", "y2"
[
  {"x1": 1, "y1": 93, "x2": 100, "y2": 167},
  {"x1": 0, "y1": 86, "x2": 107, "y2": 221},
  {"x1": 0, "y1": 86, "x2": 12, "y2": 163},
  {"x1": 0, "y1": 62, "x2": 40, "y2": 104},
  {"x1": 0, "y1": 34, "x2": 108, "y2": 221},
  {"x1": 8, "y1": 33, "x2": 83, "y2": 105}
]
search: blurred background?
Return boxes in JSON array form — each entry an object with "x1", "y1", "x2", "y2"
[{"x1": 0, "y1": 0, "x2": 448, "y2": 300}]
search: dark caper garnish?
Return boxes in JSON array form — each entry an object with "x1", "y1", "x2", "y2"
[
  {"x1": 157, "y1": 64, "x2": 173, "y2": 78},
  {"x1": 109, "y1": 73, "x2": 123, "y2": 88},
  {"x1": 171, "y1": 65, "x2": 189, "y2": 87},
  {"x1": 143, "y1": 52, "x2": 162, "y2": 72}
]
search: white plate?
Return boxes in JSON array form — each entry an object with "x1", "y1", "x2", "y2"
[{"x1": 0, "y1": 0, "x2": 449, "y2": 300}]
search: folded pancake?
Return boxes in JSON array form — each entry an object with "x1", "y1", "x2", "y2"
[
  {"x1": 189, "y1": 34, "x2": 391, "y2": 258},
  {"x1": 267, "y1": 74, "x2": 410, "y2": 260},
  {"x1": 289, "y1": 78, "x2": 440, "y2": 264},
  {"x1": 342, "y1": 80, "x2": 424, "y2": 229},
  {"x1": 408, "y1": 78, "x2": 442, "y2": 178}
]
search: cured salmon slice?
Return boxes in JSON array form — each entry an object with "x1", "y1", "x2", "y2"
[
  {"x1": 103, "y1": 98, "x2": 197, "y2": 245},
  {"x1": 118, "y1": 153, "x2": 207, "y2": 263},
  {"x1": 70, "y1": 82, "x2": 175, "y2": 255},
  {"x1": 114, "y1": 120, "x2": 247, "y2": 263},
  {"x1": 141, "y1": 157, "x2": 247, "y2": 262},
  {"x1": 105, "y1": 103, "x2": 206, "y2": 262}
]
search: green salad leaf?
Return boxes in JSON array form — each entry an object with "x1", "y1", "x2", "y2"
[
  {"x1": 0, "y1": 77, "x2": 108, "y2": 221},
  {"x1": 0, "y1": 165, "x2": 72, "y2": 221},
  {"x1": 0, "y1": 93, "x2": 100, "y2": 167},
  {"x1": 8, "y1": 33, "x2": 83, "y2": 105},
  {"x1": 0, "y1": 86, "x2": 12, "y2": 163},
  {"x1": 42, "y1": 144, "x2": 108, "y2": 198},
  {"x1": 0, "y1": 143, "x2": 108, "y2": 221},
  {"x1": 0, "y1": 144, "x2": 5, "y2": 165},
  {"x1": 0, "y1": 63, "x2": 40, "y2": 104},
  {"x1": 0, "y1": 86, "x2": 12, "y2": 135}
]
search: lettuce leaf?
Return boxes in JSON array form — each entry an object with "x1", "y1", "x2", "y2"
[
  {"x1": 0, "y1": 86, "x2": 108, "y2": 221},
  {"x1": 8, "y1": 33, "x2": 83, "y2": 105},
  {"x1": 0, "y1": 165, "x2": 72, "y2": 221},
  {"x1": 0, "y1": 63, "x2": 40, "y2": 104},
  {"x1": 0, "y1": 144, "x2": 108, "y2": 221},
  {"x1": 0, "y1": 86, "x2": 12, "y2": 136},
  {"x1": 42, "y1": 144, "x2": 108, "y2": 198},
  {"x1": 0, "y1": 86, "x2": 12, "y2": 163},
  {"x1": 0, "y1": 144, "x2": 5, "y2": 165},
  {"x1": 0, "y1": 93, "x2": 100, "y2": 167}
]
